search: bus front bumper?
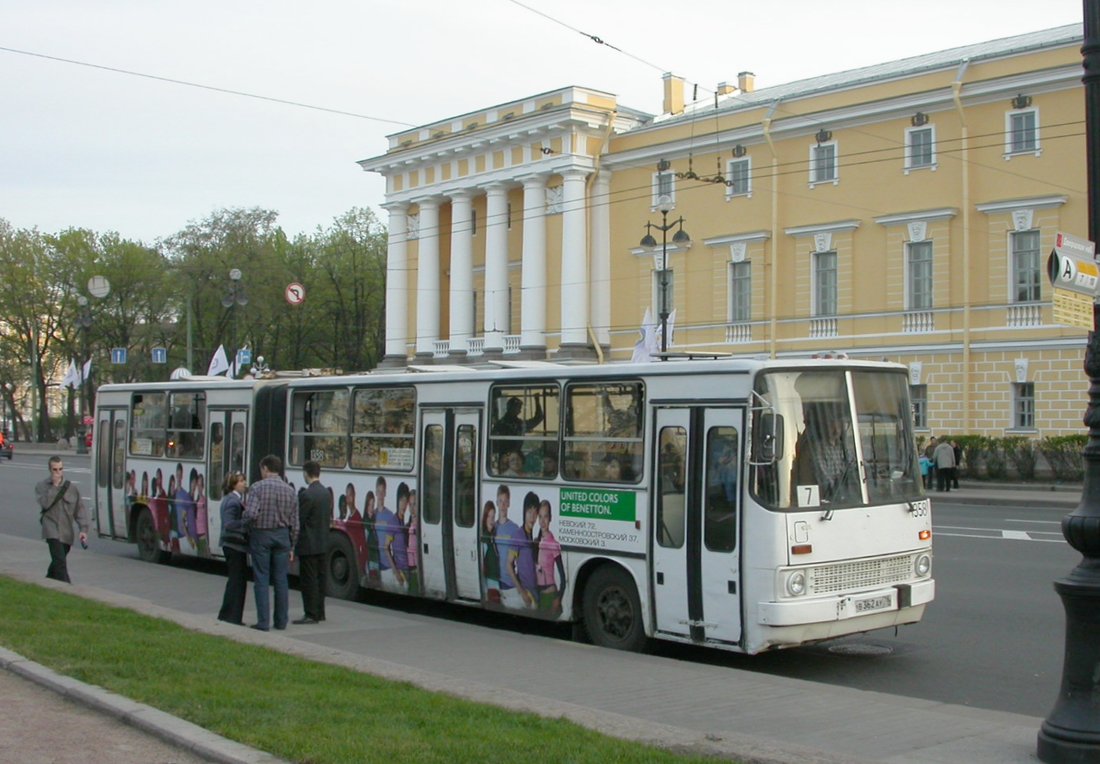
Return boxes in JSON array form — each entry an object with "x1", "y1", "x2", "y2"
[{"x1": 756, "y1": 579, "x2": 935, "y2": 626}]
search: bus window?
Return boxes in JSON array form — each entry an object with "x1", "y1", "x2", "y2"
[
  {"x1": 130, "y1": 392, "x2": 167, "y2": 457},
  {"x1": 421, "y1": 425, "x2": 443, "y2": 525},
  {"x1": 656, "y1": 426, "x2": 686, "y2": 548},
  {"x1": 705, "y1": 427, "x2": 738, "y2": 552},
  {"x1": 852, "y1": 371, "x2": 921, "y2": 502},
  {"x1": 167, "y1": 392, "x2": 205, "y2": 459},
  {"x1": 563, "y1": 381, "x2": 643, "y2": 483},
  {"x1": 351, "y1": 387, "x2": 415, "y2": 471},
  {"x1": 229, "y1": 421, "x2": 245, "y2": 474},
  {"x1": 112, "y1": 418, "x2": 127, "y2": 490},
  {"x1": 289, "y1": 388, "x2": 349, "y2": 468},
  {"x1": 488, "y1": 384, "x2": 558, "y2": 478},
  {"x1": 208, "y1": 420, "x2": 225, "y2": 500},
  {"x1": 455, "y1": 424, "x2": 477, "y2": 528}
]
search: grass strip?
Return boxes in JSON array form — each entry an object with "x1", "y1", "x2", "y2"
[{"x1": 0, "y1": 576, "x2": 725, "y2": 763}]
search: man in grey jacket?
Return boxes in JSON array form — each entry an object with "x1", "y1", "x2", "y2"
[{"x1": 36, "y1": 456, "x2": 89, "y2": 583}]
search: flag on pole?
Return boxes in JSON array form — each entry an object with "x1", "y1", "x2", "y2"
[
  {"x1": 631, "y1": 308, "x2": 658, "y2": 363},
  {"x1": 60, "y1": 360, "x2": 79, "y2": 389},
  {"x1": 207, "y1": 345, "x2": 230, "y2": 376},
  {"x1": 81, "y1": 358, "x2": 91, "y2": 385}
]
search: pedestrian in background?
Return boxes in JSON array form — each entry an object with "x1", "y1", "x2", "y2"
[
  {"x1": 243, "y1": 455, "x2": 299, "y2": 631},
  {"x1": 923, "y1": 437, "x2": 938, "y2": 493},
  {"x1": 294, "y1": 460, "x2": 331, "y2": 625},
  {"x1": 951, "y1": 440, "x2": 962, "y2": 489},
  {"x1": 933, "y1": 438, "x2": 956, "y2": 492},
  {"x1": 36, "y1": 456, "x2": 89, "y2": 583},
  {"x1": 217, "y1": 471, "x2": 250, "y2": 625}
]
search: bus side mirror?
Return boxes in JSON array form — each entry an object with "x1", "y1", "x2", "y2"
[{"x1": 756, "y1": 413, "x2": 783, "y2": 463}]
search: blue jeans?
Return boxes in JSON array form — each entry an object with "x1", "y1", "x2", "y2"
[{"x1": 250, "y1": 527, "x2": 291, "y2": 630}]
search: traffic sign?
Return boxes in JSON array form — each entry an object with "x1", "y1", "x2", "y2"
[
  {"x1": 151, "y1": 347, "x2": 167, "y2": 364},
  {"x1": 237, "y1": 348, "x2": 252, "y2": 368},
  {"x1": 110, "y1": 347, "x2": 128, "y2": 365},
  {"x1": 285, "y1": 282, "x2": 306, "y2": 306}
]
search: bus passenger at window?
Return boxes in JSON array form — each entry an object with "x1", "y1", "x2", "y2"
[
  {"x1": 493, "y1": 395, "x2": 544, "y2": 466},
  {"x1": 793, "y1": 405, "x2": 859, "y2": 503},
  {"x1": 500, "y1": 450, "x2": 523, "y2": 477}
]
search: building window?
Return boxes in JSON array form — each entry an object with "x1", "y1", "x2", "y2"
[
  {"x1": 1011, "y1": 230, "x2": 1041, "y2": 303},
  {"x1": 906, "y1": 126, "x2": 935, "y2": 171},
  {"x1": 1014, "y1": 382, "x2": 1035, "y2": 429},
  {"x1": 1006, "y1": 108, "x2": 1039, "y2": 155},
  {"x1": 652, "y1": 170, "x2": 676, "y2": 208},
  {"x1": 726, "y1": 157, "x2": 751, "y2": 197},
  {"x1": 810, "y1": 142, "x2": 837, "y2": 185},
  {"x1": 907, "y1": 241, "x2": 933, "y2": 310},
  {"x1": 812, "y1": 251, "x2": 837, "y2": 316},
  {"x1": 910, "y1": 384, "x2": 928, "y2": 429},
  {"x1": 728, "y1": 261, "x2": 751, "y2": 322}
]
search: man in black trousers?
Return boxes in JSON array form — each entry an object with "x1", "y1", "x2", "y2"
[{"x1": 294, "y1": 460, "x2": 332, "y2": 624}]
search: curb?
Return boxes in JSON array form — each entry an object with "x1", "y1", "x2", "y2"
[{"x1": 0, "y1": 645, "x2": 287, "y2": 764}]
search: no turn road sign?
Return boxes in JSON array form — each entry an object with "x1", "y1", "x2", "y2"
[{"x1": 285, "y1": 282, "x2": 306, "y2": 306}]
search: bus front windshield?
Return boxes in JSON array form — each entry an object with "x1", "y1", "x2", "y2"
[{"x1": 750, "y1": 368, "x2": 921, "y2": 510}]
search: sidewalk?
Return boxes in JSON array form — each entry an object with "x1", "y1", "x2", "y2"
[{"x1": 0, "y1": 531, "x2": 1052, "y2": 764}]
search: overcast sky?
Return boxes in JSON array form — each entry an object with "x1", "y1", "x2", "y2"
[{"x1": 0, "y1": 0, "x2": 1085, "y2": 243}]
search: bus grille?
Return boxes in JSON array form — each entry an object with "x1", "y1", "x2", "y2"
[{"x1": 811, "y1": 554, "x2": 912, "y2": 594}]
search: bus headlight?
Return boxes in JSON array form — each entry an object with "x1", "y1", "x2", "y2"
[
  {"x1": 785, "y1": 571, "x2": 807, "y2": 597},
  {"x1": 915, "y1": 554, "x2": 932, "y2": 578}
]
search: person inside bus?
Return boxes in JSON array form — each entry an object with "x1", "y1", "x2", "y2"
[
  {"x1": 793, "y1": 404, "x2": 860, "y2": 504},
  {"x1": 492, "y1": 395, "x2": 544, "y2": 468}
]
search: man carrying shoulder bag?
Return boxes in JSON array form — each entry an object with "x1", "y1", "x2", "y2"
[{"x1": 36, "y1": 456, "x2": 89, "y2": 583}]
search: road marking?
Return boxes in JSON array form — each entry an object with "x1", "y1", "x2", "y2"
[{"x1": 934, "y1": 525, "x2": 1067, "y2": 543}]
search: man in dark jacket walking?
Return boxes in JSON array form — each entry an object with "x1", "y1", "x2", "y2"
[{"x1": 294, "y1": 460, "x2": 332, "y2": 624}]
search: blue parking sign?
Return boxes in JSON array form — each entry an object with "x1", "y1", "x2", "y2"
[
  {"x1": 111, "y1": 347, "x2": 127, "y2": 365},
  {"x1": 237, "y1": 348, "x2": 252, "y2": 368},
  {"x1": 151, "y1": 347, "x2": 167, "y2": 364}
]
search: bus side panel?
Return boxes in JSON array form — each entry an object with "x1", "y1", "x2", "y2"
[{"x1": 251, "y1": 383, "x2": 288, "y2": 480}]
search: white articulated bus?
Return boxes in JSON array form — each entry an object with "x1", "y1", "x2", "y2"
[{"x1": 93, "y1": 357, "x2": 934, "y2": 654}]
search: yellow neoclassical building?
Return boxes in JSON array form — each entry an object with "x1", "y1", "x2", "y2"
[{"x1": 360, "y1": 24, "x2": 1089, "y2": 437}]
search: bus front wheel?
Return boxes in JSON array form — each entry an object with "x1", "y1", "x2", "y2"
[
  {"x1": 326, "y1": 533, "x2": 360, "y2": 600},
  {"x1": 582, "y1": 565, "x2": 647, "y2": 652},
  {"x1": 135, "y1": 509, "x2": 170, "y2": 564}
]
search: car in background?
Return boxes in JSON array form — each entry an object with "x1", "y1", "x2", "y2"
[{"x1": 0, "y1": 434, "x2": 11, "y2": 460}]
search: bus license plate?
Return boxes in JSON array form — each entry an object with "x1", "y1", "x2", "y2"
[{"x1": 855, "y1": 594, "x2": 893, "y2": 614}]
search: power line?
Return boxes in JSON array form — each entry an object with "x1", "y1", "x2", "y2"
[{"x1": 0, "y1": 45, "x2": 417, "y2": 128}]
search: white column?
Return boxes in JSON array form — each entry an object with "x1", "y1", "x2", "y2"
[
  {"x1": 589, "y1": 170, "x2": 612, "y2": 348},
  {"x1": 415, "y1": 198, "x2": 440, "y2": 357},
  {"x1": 559, "y1": 169, "x2": 590, "y2": 347},
  {"x1": 520, "y1": 174, "x2": 548, "y2": 352},
  {"x1": 483, "y1": 183, "x2": 510, "y2": 354},
  {"x1": 448, "y1": 190, "x2": 475, "y2": 355},
  {"x1": 383, "y1": 202, "x2": 409, "y2": 362}
]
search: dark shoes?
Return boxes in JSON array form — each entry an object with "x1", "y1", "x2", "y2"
[
  {"x1": 250, "y1": 624, "x2": 269, "y2": 632},
  {"x1": 292, "y1": 617, "x2": 319, "y2": 625}
]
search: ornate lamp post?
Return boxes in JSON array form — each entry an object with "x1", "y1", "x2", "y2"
[
  {"x1": 1, "y1": 381, "x2": 12, "y2": 440},
  {"x1": 221, "y1": 268, "x2": 248, "y2": 377},
  {"x1": 1037, "y1": 2, "x2": 1100, "y2": 760},
  {"x1": 640, "y1": 162, "x2": 691, "y2": 356},
  {"x1": 75, "y1": 295, "x2": 93, "y2": 455}
]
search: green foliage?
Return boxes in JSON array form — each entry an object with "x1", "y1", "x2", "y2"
[
  {"x1": 1040, "y1": 435, "x2": 1086, "y2": 482},
  {"x1": 0, "y1": 209, "x2": 386, "y2": 440},
  {"x1": 0, "y1": 577, "x2": 714, "y2": 764},
  {"x1": 1000, "y1": 436, "x2": 1038, "y2": 481}
]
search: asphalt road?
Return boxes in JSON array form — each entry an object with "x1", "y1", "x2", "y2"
[{"x1": 0, "y1": 452, "x2": 1078, "y2": 718}]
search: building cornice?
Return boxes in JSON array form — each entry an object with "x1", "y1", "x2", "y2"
[{"x1": 976, "y1": 196, "x2": 1068, "y2": 214}]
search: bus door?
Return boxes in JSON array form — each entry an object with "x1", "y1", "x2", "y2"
[
  {"x1": 206, "y1": 408, "x2": 249, "y2": 547},
  {"x1": 419, "y1": 408, "x2": 482, "y2": 602},
  {"x1": 94, "y1": 408, "x2": 127, "y2": 539},
  {"x1": 652, "y1": 406, "x2": 743, "y2": 646}
]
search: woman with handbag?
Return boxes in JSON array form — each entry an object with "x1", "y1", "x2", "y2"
[{"x1": 217, "y1": 472, "x2": 250, "y2": 625}]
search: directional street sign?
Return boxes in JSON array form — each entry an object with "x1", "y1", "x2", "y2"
[
  {"x1": 151, "y1": 347, "x2": 167, "y2": 364},
  {"x1": 110, "y1": 347, "x2": 128, "y2": 365}
]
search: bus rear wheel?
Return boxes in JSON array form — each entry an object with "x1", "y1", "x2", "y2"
[
  {"x1": 582, "y1": 565, "x2": 647, "y2": 652},
  {"x1": 135, "y1": 509, "x2": 169, "y2": 564},
  {"x1": 326, "y1": 532, "x2": 359, "y2": 600}
]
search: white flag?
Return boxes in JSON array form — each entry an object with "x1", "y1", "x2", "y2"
[
  {"x1": 81, "y1": 358, "x2": 92, "y2": 385},
  {"x1": 207, "y1": 345, "x2": 230, "y2": 376},
  {"x1": 631, "y1": 308, "x2": 657, "y2": 363},
  {"x1": 61, "y1": 360, "x2": 79, "y2": 389}
]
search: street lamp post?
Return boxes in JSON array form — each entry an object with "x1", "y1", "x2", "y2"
[
  {"x1": 75, "y1": 296, "x2": 93, "y2": 455},
  {"x1": 640, "y1": 168, "x2": 691, "y2": 356},
  {"x1": 1037, "y1": 1, "x2": 1100, "y2": 760},
  {"x1": 221, "y1": 268, "x2": 248, "y2": 377},
  {"x1": 1, "y1": 381, "x2": 11, "y2": 440}
]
